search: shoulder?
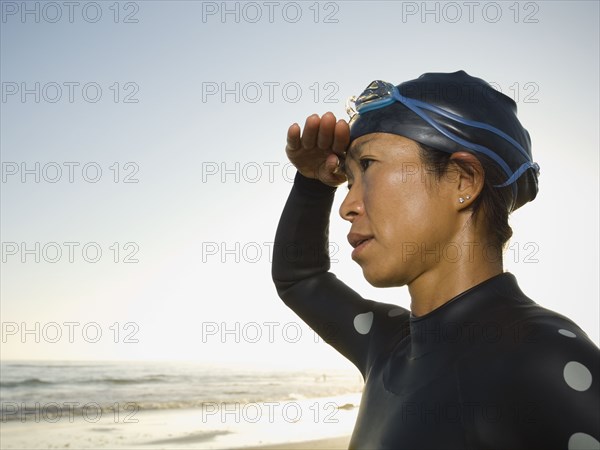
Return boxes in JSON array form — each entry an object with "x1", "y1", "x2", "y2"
[
  {"x1": 469, "y1": 275, "x2": 598, "y2": 367},
  {"x1": 456, "y1": 304, "x2": 600, "y2": 449},
  {"x1": 501, "y1": 303, "x2": 599, "y2": 369},
  {"x1": 507, "y1": 306, "x2": 598, "y2": 403},
  {"x1": 467, "y1": 301, "x2": 599, "y2": 392}
]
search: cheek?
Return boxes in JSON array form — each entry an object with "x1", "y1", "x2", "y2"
[{"x1": 365, "y1": 171, "x2": 438, "y2": 246}]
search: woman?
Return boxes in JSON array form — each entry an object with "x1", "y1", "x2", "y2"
[{"x1": 271, "y1": 71, "x2": 599, "y2": 449}]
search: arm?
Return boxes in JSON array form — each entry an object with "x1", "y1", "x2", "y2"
[{"x1": 272, "y1": 171, "x2": 410, "y2": 378}]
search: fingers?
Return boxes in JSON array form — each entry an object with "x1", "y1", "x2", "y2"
[
  {"x1": 286, "y1": 112, "x2": 350, "y2": 186},
  {"x1": 300, "y1": 114, "x2": 320, "y2": 149},
  {"x1": 288, "y1": 113, "x2": 349, "y2": 166},
  {"x1": 317, "y1": 112, "x2": 336, "y2": 150},
  {"x1": 286, "y1": 123, "x2": 301, "y2": 151},
  {"x1": 332, "y1": 119, "x2": 350, "y2": 156}
]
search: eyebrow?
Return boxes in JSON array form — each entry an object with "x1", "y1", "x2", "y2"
[{"x1": 340, "y1": 136, "x2": 377, "y2": 176}]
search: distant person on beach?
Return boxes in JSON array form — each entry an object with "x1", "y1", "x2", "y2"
[{"x1": 272, "y1": 71, "x2": 600, "y2": 449}]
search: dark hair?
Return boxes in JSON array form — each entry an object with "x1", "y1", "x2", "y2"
[{"x1": 417, "y1": 143, "x2": 514, "y2": 249}]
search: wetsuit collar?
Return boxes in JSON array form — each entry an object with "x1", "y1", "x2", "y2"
[{"x1": 407, "y1": 272, "x2": 527, "y2": 358}]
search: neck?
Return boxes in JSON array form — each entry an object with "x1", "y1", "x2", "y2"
[{"x1": 408, "y1": 243, "x2": 503, "y2": 317}]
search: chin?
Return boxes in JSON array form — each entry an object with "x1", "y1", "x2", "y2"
[{"x1": 362, "y1": 266, "x2": 407, "y2": 288}]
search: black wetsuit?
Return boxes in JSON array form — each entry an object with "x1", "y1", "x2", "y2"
[{"x1": 272, "y1": 172, "x2": 600, "y2": 450}]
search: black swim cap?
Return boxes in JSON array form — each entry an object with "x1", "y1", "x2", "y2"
[{"x1": 348, "y1": 71, "x2": 539, "y2": 211}]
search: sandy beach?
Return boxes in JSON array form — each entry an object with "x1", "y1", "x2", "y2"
[
  {"x1": 244, "y1": 436, "x2": 350, "y2": 449},
  {"x1": 0, "y1": 394, "x2": 358, "y2": 450}
]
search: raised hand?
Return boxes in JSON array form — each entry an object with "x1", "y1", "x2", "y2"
[{"x1": 285, "y1": 112, "x2": 350, "y2": 187}]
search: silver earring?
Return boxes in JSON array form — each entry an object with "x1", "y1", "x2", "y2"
[
  {"x1": 466, "y1": 195, "x2": 471, "y2": 200},
  {"x1": 459, "y1": 197, "x2": 465, "y2": 203}
]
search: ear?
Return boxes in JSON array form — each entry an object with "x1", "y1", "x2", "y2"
[{"x1": 448, "y1": 152, "x2": 485, "y2": 210}]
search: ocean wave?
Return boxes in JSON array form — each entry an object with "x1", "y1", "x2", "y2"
[
  {"x1": 1, "y1": 378, "x2": 53, "y2": 388},
  {"x1": 1, "y1": 375, "x2": 170, "y2": 389},
  {"x1": 96, "y1": 376, "x2": 168, "y2": 385},
  {"x1": 2, "y1": 364, "x2": 96, "y2": 369},
  {"x1": 1, "y1": 362, "x2": 364, "y2": 418}
]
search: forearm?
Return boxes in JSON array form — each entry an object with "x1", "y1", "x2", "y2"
[{"x1": 271, "y1": 171, "x2": 337, "y2": 297}]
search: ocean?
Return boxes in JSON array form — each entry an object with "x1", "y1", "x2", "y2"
[
  {"x1": 1, "y1": 360, "x2": 364, "y2": 423},
  {"x1": 1, "y1": 360, "x2": 363, "y2": 449}
]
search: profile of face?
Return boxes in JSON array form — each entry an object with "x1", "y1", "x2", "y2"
[{"x1": 340, "y1": 133, "x2": 471, "y2": 288}]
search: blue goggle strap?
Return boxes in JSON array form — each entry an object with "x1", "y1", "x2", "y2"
[{"x1": 357, "y1": 86, "x2": 539, "y2": 193}]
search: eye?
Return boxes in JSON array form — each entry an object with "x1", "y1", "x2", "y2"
[{"x1": 360, "y1": 158, "x2": 374, "y2": 171}]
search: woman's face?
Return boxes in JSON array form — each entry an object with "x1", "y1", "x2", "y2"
[{"x1": 340, "y1": 133, "x2": 460, "y2": 287}]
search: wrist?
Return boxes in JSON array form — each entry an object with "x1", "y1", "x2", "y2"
[{"x1": 293, "y1": 171, "x2": 337, "y2": 196}]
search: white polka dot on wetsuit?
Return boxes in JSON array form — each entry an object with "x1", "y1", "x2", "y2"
[
  {"x1": 568, "y1": 432, "x2": 600, "y2": 450},
  {"x1": 563, "y1": 361, "x2": 593, "y2": 391},
  {"x1": 353, "y1": 312, "x2": 373, "y2": 335}
]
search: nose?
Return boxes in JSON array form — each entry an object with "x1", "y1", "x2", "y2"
[{"x1": 339, "y1": 182, "x2": 364, "y2": 222}]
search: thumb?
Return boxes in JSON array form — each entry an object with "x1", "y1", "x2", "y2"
[
  {"x1": 324, "y1": 153, "x2": 340, "y2": 174},
  {"x1": 319, "y1": 153, "x2": 346, "y2": 186}
]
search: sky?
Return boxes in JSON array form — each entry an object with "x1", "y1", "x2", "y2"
[{"x1": 0, "y1": 0, "x2": 598, "y2": 370}]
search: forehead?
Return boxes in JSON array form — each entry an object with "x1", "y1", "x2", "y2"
[{"x1": 345, "y1": 133, "x2": 419, "y2": 161}]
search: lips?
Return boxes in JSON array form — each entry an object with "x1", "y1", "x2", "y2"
[
  {"x1": 348, "y1": 233, "x2": 373, "y2": 258},
  {"x1": 347, "y1": 232, "x2": 374, "y2": 249}
]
